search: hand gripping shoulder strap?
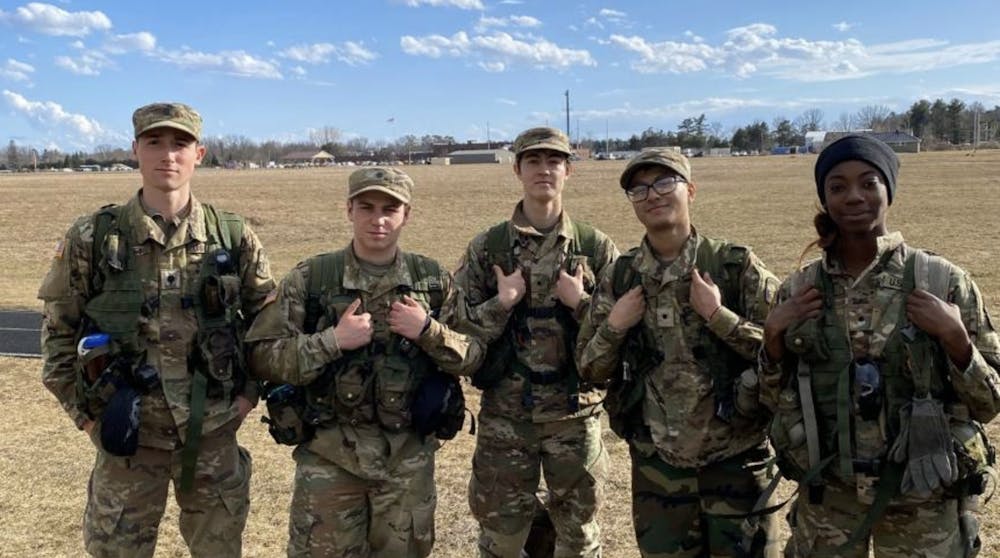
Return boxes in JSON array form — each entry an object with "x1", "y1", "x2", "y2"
[{"x1": 303, "y1": 251, "x2": 346, "y2": 335}]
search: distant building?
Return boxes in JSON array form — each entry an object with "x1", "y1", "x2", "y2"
[
  {"x1": 281, "y1": 149, "x2": 335, "y2": 166},
  {"x1": 447, "y1": 149, "x2": 515, "y2": 165},
  {"x1": 804, "y1": 131, "x2": 828, "y2": 152},
  {"x1": 821, "y1": 131, "x2": 921, "y2": 153},
  {"x1": 706, "y1": 147, "x2": 731, "y2": 157}
]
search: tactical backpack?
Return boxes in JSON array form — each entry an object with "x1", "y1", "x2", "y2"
[
  {"x1": 261, "y1": 250, "x2": 468, "y2": 445},
  {"x1": 604, "y1": 237, "x2": 750, "y2": 440},
  {"x1": 471, "y1": 219, "x2": 598, "y2": 413}
]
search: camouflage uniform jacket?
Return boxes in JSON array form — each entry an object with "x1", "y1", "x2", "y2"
[
  {"x1": 453, "y1": 202, "x2": 619, "y2": 423},
  {"x1": 759, "y1": 232, "x2": 1000, "y2": 438},
  {"x1": 577, "y1": 231, "x2": 779, "y2": 468},
  {"x1": 39, "y1": 192, "x2": 276, "y2": 447},
  {"x1": 245, "y1": 244, "x2": 484, "y2": 477}
]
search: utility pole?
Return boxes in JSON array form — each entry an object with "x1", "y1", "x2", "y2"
[
  {"x1": 487, "y1": 121, "x2": 491, "y2": 149},
  {"x1": 564, "y1": 90, "x2": 570, "y2": 140}
]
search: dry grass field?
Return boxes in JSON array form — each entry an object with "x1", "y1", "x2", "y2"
[{"x1": 2, "y1": 151, "x2": 999, "y2": 557}]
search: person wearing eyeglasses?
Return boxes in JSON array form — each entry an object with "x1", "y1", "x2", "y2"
[
  {"x1": 759, "y1": 134, "x2": 1000, "y2": 557},
  {"x1": 576, "y1": 148, "x2": 781, "y2": 557}
]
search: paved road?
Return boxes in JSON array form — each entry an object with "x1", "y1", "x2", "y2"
[{"x1": 0, "y1": 310, "x2": 42, "y2": 357}]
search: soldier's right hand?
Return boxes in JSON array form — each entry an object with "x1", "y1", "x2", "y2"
[
  {"x1": 494, "y1": 264, "x2": 526, "y2": 311},
  {"x1": 333, "y1": 298, "x2": 373, "y2": 351},
  {"x1": 763, "y1": 285, "x2": 822, "y2": 361},
  {"x1": 607, "y1": 285, "x2": 645, "y2": 331}
]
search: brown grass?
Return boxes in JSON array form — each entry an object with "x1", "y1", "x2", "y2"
[{"x1": 2, "y1": 152, "x2": 999, "y2": 556}]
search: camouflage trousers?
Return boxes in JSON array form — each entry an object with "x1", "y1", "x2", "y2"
[
  {"x1": 630, "y1": 442, "x2": 779, "y2": 558},
  {"x1": 287, "y1": 444, "x2": 436, "y2": 558},
  {"x1": 469, "y1": 412, "x2": 607, "y2": 558},
  {"x1": 785, "y1": 478, "x2": 964, "y2": 557},
  {"x1": 83, "y1": 418, "x2": 251, "y2": 558}
]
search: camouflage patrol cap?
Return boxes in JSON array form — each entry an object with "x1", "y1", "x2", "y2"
[
  {"x1": 132, "y1": 102, "x2": 202, "y2": 141},
  {"x1": 512, "y1": 127, "x2": 573, "y2": 157},
  {"x1": 348, "y1": 167, "x2": 413, "y2": 204},
  {"x1": 619, "y1": 148, "x2": 692, "y2": 188}
]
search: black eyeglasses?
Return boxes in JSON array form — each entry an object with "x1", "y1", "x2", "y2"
[{"x1": 625, "y1": 176, "x2": 686, "y2": 202}]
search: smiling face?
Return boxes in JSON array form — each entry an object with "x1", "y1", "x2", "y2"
[
  {"x1": 627, "y1": 164, "x2": 695, "y2": 233},
  {"x1": 822, "y1": 159, "x2": 890, "y2": 237},
  {"x1": 132, "y1": 127, "x2": 205, "y2": 195},
  {"x1": 347, "y1": 190, "x2": 410, "y2": 262},
  {"x1": 514, "y1": 148, "x2": 571, "y2": 204}
]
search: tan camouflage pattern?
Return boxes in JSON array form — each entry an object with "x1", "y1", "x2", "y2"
[
  {"x1": 132, "y1": 102, "x2": 202, "y2": 140},
  {"x1": 577, "y1": 231, "x2": 780, "y2": 468},
  {"x1": 84, "y1": 420, "x2": 251, "y2": 557},
  {"x1": 287, "y1": 445, "x2": 435, "y2": 558},
  {"x1": 512, "y1": 126, "x2": 573, "y2": 156},
  {"x1": 629, "y1": 442, "x2": 779, "y2": 558},
  {"x1": 453, "y1": 203, "x2": 617, "y2": 557},
  {"x1": 619, "y1": 147, "x2": 692, "y2": 188},
  {"x1": 38, "y1": 191, "x2": 273, "y2": 555},
  {"x1": 453, "y1": 203, "x2": 619, "y2": 423},
  {"x1": 348, "y1": 166, "x2": 413, "y2": 204},
  {"x1": 469, "y1": 413, "x2": 606, "y2": 558},
  {"x1": 39, "y1": 192, "x2": 276, "y2": 440},
  {"x1": 758, "y1": 233, "x2": 1000, "y2": 556},
  {"x1": 245, "y1": 244, "x2": 483, "y2": 556},
  {"x1": 784, "y1": 479, "x2": 962, "y2": 557}
]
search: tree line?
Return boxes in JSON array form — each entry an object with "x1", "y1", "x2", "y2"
[{"x1": 4, "y1": 97, "x2": 999, "y2": 171}]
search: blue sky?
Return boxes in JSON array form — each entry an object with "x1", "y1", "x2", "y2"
[{"x1": 2, "y1": 0, "x2": 1000, "y2": 152}]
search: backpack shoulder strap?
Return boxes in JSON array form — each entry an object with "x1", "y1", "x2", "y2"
[
  {"x1": 910, "y1": 248, "x2": 952, "y2": 301},
  {"x1": 303, "y1": 251, "x2": 346, "y2": 334},
  {"x1": 201, "y1": 204, "x2": 245, "y2": 269},
  {"x1": 90, "y1": 204, "x2": 122, "y2": 293},
  {"x1": 695, "y1": 237, "x2": 748, "y2": 310},
  {"x1": 612, "y1": 247, "x2": 642, "y2": 298},
  {"x1": 570, "y1": 220, "x2": 598, "y2": 264},
  {"x1": 403, "y1": 253, "x2": 445, "y2": 310},
  {"x1": 484, "y1": 220, "x2": 512, "y2": 273}
]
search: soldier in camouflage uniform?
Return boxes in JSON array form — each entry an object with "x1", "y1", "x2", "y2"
[
  {"x1": 576, "y1": 148, "x2": 781, "y2": 558},
  {"x1": 761, "y1": 134, "x2": 1000, "y2": 557},
  {"x1": 39, "y1": 102, "x2": 275, "y2": 557},
  {"x1": 453, "y1": 127, "x2": 618, "y2": 558},
  {"x1": 245, "y1": 167, "x2": 484, "y2": 557}
]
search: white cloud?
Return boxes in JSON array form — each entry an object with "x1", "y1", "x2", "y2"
[
  {"x1": 103, "y1": 32, "x2": 156, "y2": 54},
  {"x1": 475, "y1": 15, "x2": 541, "y2": 32},
  {"x1": 157, "y1": 49, "x2": 282, "y2": 79},
  {"x1": 291, "y1": 65, "x2": 307, "y2": 76},
  {"x1": 279, "y1": 42, "x2": 377, "y2": 65},
  {"x1": 496, "y1": 97, "x2": 517, "y2": 105},
  {"x1": 2, "y1": 89, "x2": 117, "y2": 145},
  {"x1": 401, "y1": 31, "x2": 595, "y2": 70},
  {"x1": 70, "y1": 40, "x2": 84, "y2": 49},
  {"x1": 607, "y1": 23, "x2": 1000, "y2": 82},
  {"x1": 1, "y1": 58, "x2": 35, "y2": 83},
  {"x1": 55, "y1": 51, "x2": 112, "y2": 76},
  {"x1": 832, "y1": 21, "x2": 853, "y2": 32},
  {"x1": 599, "y1": 8, "x2": 626, "y2": 20},
  {"x1": 402, "y1": 0, "x2": 484, "y2": 9},
  {"x1": 0, "y1": 2, "x2": 111, "y2": 37}
]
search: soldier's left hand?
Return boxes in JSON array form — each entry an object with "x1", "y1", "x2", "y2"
[
  {"x1": 555, "y1": 265, "x2": 585, "y2": 311},
  {"x1": 389, "y1": 295, "x2": 430, "y2": 340},
  {"x1": 690, "y1": 267, "x2": 722, "y2": 321},
  {"x1": 907, "y1": 289, "x2": 973, "y2": 367}
]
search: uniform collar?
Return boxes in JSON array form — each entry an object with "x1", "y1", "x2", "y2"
[
  {"x1": 508, "y1": 201, "x2": 573, "y2": 242},
  {"x1": 342, "y1": 243, "x2": 411, "y2": 293},
  {"x1": 634, "y1": 227, "x2": 701, "y2": 285},
  {"x1": 822, "y1": 231, "x2": 905, "y2": 279},
  {"x1": 125, "y1": 190, "x2": 207, "y2": 248}
]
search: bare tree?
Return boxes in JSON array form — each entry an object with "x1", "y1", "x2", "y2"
[
  {"x1": 309, "y1": 126, "x2": 341, "y2": 146},
  {"x1": 794, "y1": 108, "x2": 825, "y2": 133},
  {"x1": 855, "y1": 105, "x2": 892, "y2": 131},
  {"x1": 834, "y1": 112, "x2": 855, "y2": 132},
  {"x1": 6, "y1": 140, "x2": 18, "y2": 169}
]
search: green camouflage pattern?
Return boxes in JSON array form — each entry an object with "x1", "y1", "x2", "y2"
[
  {"x1": 245, "y1": 244, "x2": 483, "y2": 556},
  {"x1": 784, "y1": 479, "x2": 962, "y2": 557},
  {"x1": 348, "y1": 166, "x2": 414, "y2": 204},
  {"x1": 469, "y1": 413, "x2": 606, "y2": 558},
  {"x1": 83, "y1": 416, "x2": 252, "y2": 557},
  {"x1": 512, "y1": 126, "x2": 573, "y2": 156},
  {"x1": 38, "y1": 192, "x2": 273, "y2": 555},
  {"x1": 453, "y1": 203, "x2": 617, "y2": 557},
  {"x1": 132, "y1": 102, "x2": 202, "y2": 140},
  {"x1": 759, "y1": 233, "x2": 1000, "y2": 556},
  {"x1": 629, "y1": 442, "x2": 779, "y2": 558},
  {"x1": 577, "y1": 231, "x2": 779, "y2": 468},
  {"x1": 287, "y1": 445, "x2": 435, "y2": 557}
]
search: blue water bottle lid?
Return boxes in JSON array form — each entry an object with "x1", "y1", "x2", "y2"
[{"x1": 80, "y1": 333, "x2": 111, "y2": 350}]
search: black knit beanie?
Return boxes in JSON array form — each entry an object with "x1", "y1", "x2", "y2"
[{"x1": 815, "y1": 134, "x2": 899, "y2": 205}]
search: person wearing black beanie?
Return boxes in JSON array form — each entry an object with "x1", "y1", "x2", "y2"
[{"x1": 757, "y1": 134, "x2": 1000, "y2": 556}]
